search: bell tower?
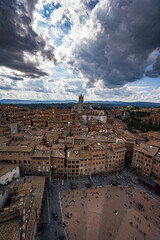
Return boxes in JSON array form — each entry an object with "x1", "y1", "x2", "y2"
[{"x1": 78, "y1": 94, "x2": 84, "y2": 113}]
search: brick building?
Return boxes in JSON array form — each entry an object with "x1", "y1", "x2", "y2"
[
  {"x1": 106, "y1": 143, "x2": 126, "y2": 173},
  {"x1": 131, "y1": 143, "x2": 160, "y2": 184},
  {"x1": 0, "y1": 146, "x2": 50, "y2": 178}
]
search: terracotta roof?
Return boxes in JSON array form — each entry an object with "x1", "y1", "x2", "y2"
[
  {"x1": 0, "y1": 146, "x2": 32, "y2": 152},
  {"x1": 106, "y1": 149, "x2": 114, "y2": 157},
  {"x1": 154, "y1": 151, "x2": 160, "y2": 161},
  {"x1": 67, "y1": 149, "x2": 91, "y2": 160},
  {"x1": 17, "y1": 183, "x2": 32, "y2": 195},
  {"x1": 51, "y1": 149, "x2": 65, "y2": 158},
  {"x1": 0, "y1": 136, "x2": 9, "y2": 144},
  {"x1": 31, "y1": 176, "x2": 45, "y2": 217},
  {"x1": 52, "y1": 143, "x2": 65, "y2": 149},
  {"x1": 90, "y1": 143, "x2": 107, "y2": 151},
  {"x1": 0, "y1": 164, "x2": 19, "y2": 177},
  {"x1": 0, "y1": 219, "x2": 20, "y2": 240},
  {"x1": 112, "y1": 143, "x2": 126, "y2": 152},
  {"x1": 134, "y1": 143, "x2": 159, "y2": 157},
  {"x1": 146, "y1": 140, "x2": 160, "y2": 148}
]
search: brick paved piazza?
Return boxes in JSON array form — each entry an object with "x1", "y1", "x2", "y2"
[{"x1": 60, "y1": 186, "x2": 160, "y2": 240}]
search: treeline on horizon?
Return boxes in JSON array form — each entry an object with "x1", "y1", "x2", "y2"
[{"x1": 2, "y1": 103, "x2": 160, "y2": 111}]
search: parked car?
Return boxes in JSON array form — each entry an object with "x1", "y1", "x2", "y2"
[
  {"x1": 70, "y1": 183, "x2": 78, "y2": 190},
  {"x1": 52, "y1": 209, "x2": 58, "y2": 220}
]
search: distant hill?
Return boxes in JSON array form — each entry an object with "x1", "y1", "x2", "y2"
[
  {"x1": 0, "y1": 99, "x2": 78, "y2": 104},
  {"x1": 0, "y1": 99, "x2": 160, "y2": 107}
]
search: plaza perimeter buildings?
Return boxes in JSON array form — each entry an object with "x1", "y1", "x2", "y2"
[{"x1": 0, "y1": 95, "x2": 159, "y2": 184}]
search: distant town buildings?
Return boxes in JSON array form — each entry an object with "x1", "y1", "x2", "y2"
[{"x1": 0, "y1": 94, "x2": 159, "y2": 184}]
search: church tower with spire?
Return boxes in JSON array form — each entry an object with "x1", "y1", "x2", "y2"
[{"x1": 78, "y1": 94, "x2": 84, "y2": 113}]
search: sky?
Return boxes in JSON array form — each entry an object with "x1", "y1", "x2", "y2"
[{"x1": 0, "y1": 0, "x2": 160, "y2": 102}]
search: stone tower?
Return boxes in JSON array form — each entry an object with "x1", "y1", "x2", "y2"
[{"x1": 78, "y1": 94, "x2": 84, "y2": 113}]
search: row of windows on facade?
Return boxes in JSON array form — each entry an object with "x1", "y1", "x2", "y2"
[
  {"x1": 134, "y1": 157, "x2": 151, "y2": 162},
  {"x1": 106, "y1": 159, "x2": 124, "y2": 163},
  {"x1": 134, "y1": 169, "x2": 149, "y2": 176},
  {"x1": 8, "y1": 160, "x2": 49, "y2": 165},
  {"x1": 107, "y1": 155, "x2": 124, "y2": 158},
  {"x1": 133, "y1": 158, "x2": 160, "y2": 166},
  {"x1": 93, "y1": 157, "x2": 105, "y2": 160},
  {"x1": 106, "y1": 163, "x2": 124, "y2": 167},
  {"x1": 1, "y1": 152, "x2": 31, "y2": 155},
  {"x1": 65, "y1": 155, "x2": 124, "y2": 164},
  {"x1": 67, "y1": 159, "x2": 91, "y2": 163},
  {"x1": 32, "y1": 166, "x2": 49, "y2": 171},
  {"x1": 67, "y1": 172, "x2": 89, "y2": 176},
  {"x1": 55, "y1": 167, "x2": 104, "y2": 173},
  {"x1": 55, "y1": 162, "x2": 124, "y2": 171},
  {"x1": 5, "y1": 173, "x2": 17, "y2": 181},
  {"x1": 134, "y1": 151, "x2": 153, "y2": 159},
  {"x1": 93, "y1": 154, "x2": 105, "y2": 157},
  {"x1": 134, "y1": 164, "x2": 159, "y2": 172}
]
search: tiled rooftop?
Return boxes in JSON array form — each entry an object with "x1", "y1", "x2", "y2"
[
  {"x1": 0, "y1": 164, "x2": 19, "y2": 177},
  {"x1": 0, "y1": 219, "x2": 20, "y2": 240}
]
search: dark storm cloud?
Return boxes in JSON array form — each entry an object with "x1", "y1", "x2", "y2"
[
  {"x1": 145, "y1": 71, "x2": 160, "y2": 78},
  {"x1": 0, "y1": 78, "x2": 51, "y2": 93},
  {"x1": 94, "y1": 87, "x2": 132, "y2": 98},
  {"x1": 2, "y1": 75, "x2": 24, "y2": 81},
  {"x1": 0, "y1": 0, "x2": 57, "y2": 77},
  {"x1": 70, "y1": 0, "x2": 160, "y2": 88},
  {"x1": 48, "y1": 79, "x2": 55, "y2": 82},
  {"x1": 152, "y1": 54, "x2": 160, "y2": 74}
]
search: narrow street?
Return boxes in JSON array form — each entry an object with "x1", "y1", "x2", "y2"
[{"x1": 39, "y1": 183, "x2": 66, "y2": 240}]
